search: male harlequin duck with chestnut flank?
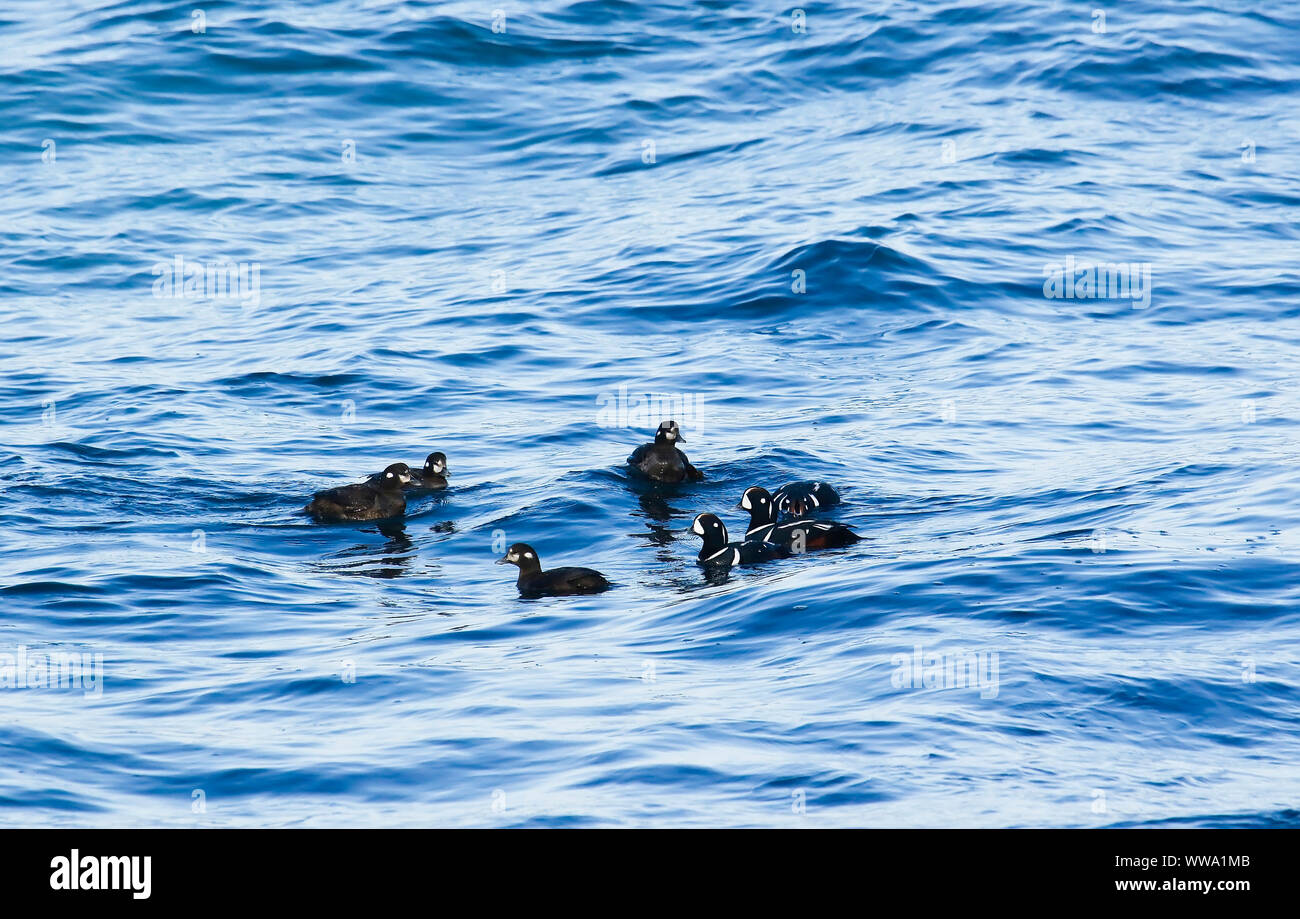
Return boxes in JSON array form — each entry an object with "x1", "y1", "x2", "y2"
[
  {"x1": 627, "y1": 420, "x2": 704, "y2": 483},
  {"x1": 772, "y1": 481, "x2": 842, "y2": 518},
  {"x1": 497, "y1": 543, "x2": 611, "y2": 598},
  {"x1": 739, "y1": 486, "x2": 861, "y2": 551},
  {"x1": 690, "y1": 513, "x2": 788, "y2": 569},
  {"x1": 307, "y1": 463, "x2": 411, "y2": 522}
]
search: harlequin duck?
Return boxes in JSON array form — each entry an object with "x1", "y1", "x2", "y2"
[
  {"x1": 739, "y1": 486, "x2": 861, "y2": 551},
  {"x1": 307, "y1": 463, "x2": 411, "y2": 522},
  {"x1": 497, "y1": 543, "x2": 611, "y2": 598},
  {"x1": 410, "y1": 451, "x2": 448, "y2": 490},
  {"x1": 365, "y1": 451, "x2": 448, "y2": 490},
  {"x1": 690, "y1": 513, "x2": 787, "y2": 568},
  {"x1": 627, "y1": 420, "x2": 704, "y2": 483},
  {"x1": 772, "y1": 480, "x2": 842, "y2": 518}
]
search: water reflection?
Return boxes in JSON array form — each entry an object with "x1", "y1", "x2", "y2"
[{"x1": 318, "y1": 520, "x2": 416, "y2": 579}]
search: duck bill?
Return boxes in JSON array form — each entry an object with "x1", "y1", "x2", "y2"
[{"x1": 495, "y1": 557, "x2": 510, "y2": 565}]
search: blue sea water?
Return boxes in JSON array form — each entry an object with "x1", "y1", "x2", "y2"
[{"x1": 2, "y1": 0, "x2": 1299, "y2": 828}]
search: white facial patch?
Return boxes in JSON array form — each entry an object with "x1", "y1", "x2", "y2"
[
  {"x1": 692, "y1": 518, "x2": 705, "y2": 535},
  {"x1": 741, "y1": 493, "x2": 752, "y2": 510}
]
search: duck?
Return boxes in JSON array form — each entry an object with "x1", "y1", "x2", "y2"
[
  {"x1": 627, "y1": 420, "x2": 704, "y2": 483},
  {"x1": 410, "y1": 451, "x2": 449, "y2": 490},
  {"x1": 497, "y1": 542, "x2": 612, "y2": 598},
  {"x1": 690, "y1": 512, "x2": 787, "y2": 568},
  {"x1": 306, "y1": 463, "x2": 411, "y2": 522},
  {"x1": 772, "y1": 480, "x2": 842, "y2": 518},
  {"x1": 366, "y1": 451, "x2": 448, "y2": 490},
  {"x1": 739, "y1": 486, "x2": 861, "y2": 551}
]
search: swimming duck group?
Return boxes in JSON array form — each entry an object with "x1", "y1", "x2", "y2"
[{"x1": 304, "y1": 421, "x2": 861, "y2": 597}]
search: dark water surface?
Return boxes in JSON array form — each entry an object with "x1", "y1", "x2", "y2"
[{"x1": 2, "y1": 0, "x2": 1299, "y2": 826}]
